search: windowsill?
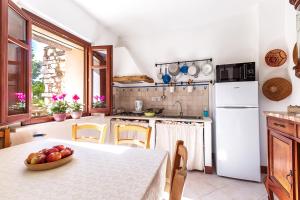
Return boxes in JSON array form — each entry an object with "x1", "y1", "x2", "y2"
[{"x1": 21, "y1": 112, "x2": 91, "y2": 126}]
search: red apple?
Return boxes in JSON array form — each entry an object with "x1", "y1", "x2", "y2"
[
  {"x1": 38, "y1": 148, "x2": 49, "y2": 155},
  {"x1": 47, "y1": 148, "x2": 59, "y2": 155},
  {"x1": 30, "y1": 153, "x2": 46, "y2": 164},
  {"x1": 60, "y1": 149, "x2": 72, "y2": 158},
  {"x1": 65, "y1": 147, "x2": 74, "y2": 155},
  {"x1": 27, "y1": 153, "x2": 38, "y2": 164},
  {"x1": 53, "y1": 145, "x2": 65, "y2": 151},
  {"x1": 46, "y1": 152, "x2": 62, "y2": 162}
]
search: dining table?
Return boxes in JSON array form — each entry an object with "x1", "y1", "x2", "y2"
[{"x1": 0, "y1": 139, "x2": 168, "y2": 200}]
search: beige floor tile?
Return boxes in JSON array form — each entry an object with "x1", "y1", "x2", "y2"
[{"x1": 183, "y1": 172, "x2": 268, "y2": 200}]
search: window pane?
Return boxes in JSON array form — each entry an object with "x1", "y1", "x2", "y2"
[
  {"x1": 8, "y1": 7, "x2": 26, "y2": 42},
  {"x1": 92, "y1": 68, "x2": 107, "y2": 108},
  {"x1": 7, "y1": 44, "x2": 27, "y2": 115},
  {"x1": 31, "y1": 25, "x2": 85, "y2": 117},
  {"x1": 92, "y1": 49, "x2": 107, "y2": 66}
]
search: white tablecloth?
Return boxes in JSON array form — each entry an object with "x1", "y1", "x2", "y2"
[{"x1": 0, "y1": 139, "x2": 167, "y2": 200}]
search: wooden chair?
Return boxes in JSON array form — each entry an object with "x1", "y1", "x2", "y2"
[
  {"x1": 114, "y1": 124, "x2": 151, "y2": 149},
  {"x1": 72, "y1": 123, "x2": 107, "y2": 144},
  {"x1": 0, "y1": 128, "x2": 11, "y2": 148},
  {"x1": 167, "y1": 140, "x2": 188, "y2": 200}
]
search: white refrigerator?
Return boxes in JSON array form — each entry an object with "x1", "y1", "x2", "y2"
[{"x1": 215, "y1": 81, "x2": 261, "y2": 182}]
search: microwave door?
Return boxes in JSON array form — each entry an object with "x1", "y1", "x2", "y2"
[
  {"x1": 233, "y1": 67, "x2": 241, "y2": 81},
  {"x1": 220, "y1": 67, "x2": 229, "y2": 81}
]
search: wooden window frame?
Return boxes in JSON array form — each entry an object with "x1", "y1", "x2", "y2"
[
  {"x1": 21, "y1": 9, "x2": 92, "y2": 125},
  {"x1": 89, "y1": 45, "x2": 113, "y2": 115},
  {"x1": 0, "y1": 0, "x2": 32, "y2": 124}
]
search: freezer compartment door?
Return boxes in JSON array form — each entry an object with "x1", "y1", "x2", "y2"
[
  {"x1": 215, "y1": 107, "x2": 261, "y2": 182},
  {"x1": 215, "y1": 81, "x2": 258, "y2": 107}
]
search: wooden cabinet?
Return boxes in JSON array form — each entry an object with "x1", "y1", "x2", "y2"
[{"x1": 265, "y1": 116, "x2": 299, "y2": 200}]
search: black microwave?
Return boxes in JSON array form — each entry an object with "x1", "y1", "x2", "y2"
[{"x1": 216, "y1": 62, "x2": 255, "y2": 83}]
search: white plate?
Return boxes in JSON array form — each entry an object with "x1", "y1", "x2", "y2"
[{"x1": 201, "y1": 63, "x2": 213, "y2": 76}]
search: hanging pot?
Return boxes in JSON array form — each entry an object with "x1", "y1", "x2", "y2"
[
  {"x1": 201, "y1": 62, "x2": 213, "y2": 76},
  {"x1": 180, "y1": 63, "x2": 189, "y2": 75},
  {"x1": 188, "y1": 62, "x2": 200, "y2": 77},
  {"x1": 168, "y1": 63, "x2": 180, "y2": 76},
  {"x1": 157, "y1": 66, "x2": 163, "y2": 80},
  {"x1": 162, "y1": 66, "x2": 171, "y2": 84}
]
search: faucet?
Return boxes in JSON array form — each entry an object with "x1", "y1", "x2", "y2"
[{"x1": 174, "y1": 101, "x2": 183, "y2": 117}]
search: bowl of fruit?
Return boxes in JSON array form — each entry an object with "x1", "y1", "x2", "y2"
[{"x1": 25, "y1": 145, "x2": 74, "y2": 171}]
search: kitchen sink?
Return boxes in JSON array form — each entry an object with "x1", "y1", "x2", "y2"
[{"x1": 160, "y1": 115, "x2": 202, "y2": 120}]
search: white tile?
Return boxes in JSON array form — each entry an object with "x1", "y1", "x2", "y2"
[{"x1": 183, "y1": 172, "x2": 268, "y2": 200}]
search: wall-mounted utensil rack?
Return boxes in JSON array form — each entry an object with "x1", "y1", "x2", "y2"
[
  {"x1": 155, "y1": 58, "x2": 213, "y2": 67},
  {"x1": 155, "y1": 80, "x2": 213, "y2": 86}
]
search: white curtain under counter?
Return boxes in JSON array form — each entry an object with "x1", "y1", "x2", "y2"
[{"x1": 155, "y1": 121, "x2": 204, "y2": 171}]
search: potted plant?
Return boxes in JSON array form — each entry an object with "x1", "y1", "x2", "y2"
[
  {"x1": 69, "y1": 94, "x2": 83, "y2": 119},
  {"x1": 16, "y1": 92, "x2": 26, "y2": 110},
  {"x1": 93, "y1": 95, "x2": 106, "y2": 108},
  {"x1": 50, "y1": 93, "x2": 68, "y2": 122}
]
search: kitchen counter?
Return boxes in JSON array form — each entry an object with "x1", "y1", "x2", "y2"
[
  {"x1": 109, "y1": 115, "x2": 212, "y2": 123},
  {"x1": 264, "y1": 111, "x2": 300, "y2": 122}
]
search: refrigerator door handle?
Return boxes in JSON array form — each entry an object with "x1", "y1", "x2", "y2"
[{"x1": 217, "y1": 107, "x2": 259, "y2": 109}]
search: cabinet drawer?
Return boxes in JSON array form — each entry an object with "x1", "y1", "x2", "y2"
[{"x1": 268, "y1": 117, "x2": 295, "y2": 137}]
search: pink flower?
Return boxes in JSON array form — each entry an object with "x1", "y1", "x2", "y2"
[
  {"x1": 94, "y1": 95, "x2": 100, "y2": 101},
  {"x1": 100, "y1": 96, "x2": 105, "y2": 102},
  {"x1": 58, "y1": 93, "x2": 67, "y2": 100},
  {"x1": 52, "y1": 94, "x2": 58, "y2": 102},
  {"x1": 72, "y1": 94, "x2": 80, "y2": 102},
  {"x1": 16, "y1": 92, "x2": 26, "y2": 102}
]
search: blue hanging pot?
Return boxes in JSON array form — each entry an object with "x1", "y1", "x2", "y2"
[
  {"x1": 162, "y1": 66, "x2": 171, "y2": 84},
  {"x1": 180, "y1": 63, "x2": 189, "y2": 75}
]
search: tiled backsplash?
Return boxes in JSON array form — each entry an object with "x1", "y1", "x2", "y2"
[{"x1": 113, "y1": 85, "x2": 209, "y2": 116}]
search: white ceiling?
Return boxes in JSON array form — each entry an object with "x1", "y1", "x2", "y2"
[{"x1": 72, "y1": 0, "x2": 263, "y2": 38}]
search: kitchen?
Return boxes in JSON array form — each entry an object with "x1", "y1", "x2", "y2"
[{"x1": 1, "y1": 0, "x2": 300, "y2": 199}]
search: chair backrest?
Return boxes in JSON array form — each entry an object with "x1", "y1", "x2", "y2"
[
  {"x1": 169, "y1": 140, "x2": 188, "y2": 200},
  {"x1": 0, "y1": 128, "x2": 11, "y2": 148},
  {"x1": 114, "y1": 124, "x2": 151, "y2": 149},
  {"x1": 72, "y1": 123, "x2": 107, "y2": 144}
]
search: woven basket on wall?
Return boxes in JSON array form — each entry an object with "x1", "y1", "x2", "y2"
[
  {"x1": 265, "y1": 49, "x2": 287, "y2": 67},
  {"x1": 262, "y1": 78, "x2": 292, "y2": 101}
]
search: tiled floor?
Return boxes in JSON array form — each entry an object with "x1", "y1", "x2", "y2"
[{"x1": 182, "y1": 171, "x2": 268, "y2": 200}]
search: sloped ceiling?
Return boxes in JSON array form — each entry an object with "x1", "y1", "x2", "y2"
[{"x1": 72, "y1": 0, "x2": 263, "y2": 37}]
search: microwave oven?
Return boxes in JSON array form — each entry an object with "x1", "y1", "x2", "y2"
[{"x1": 216, "y1": 62, "x2": 255, "y2": 83}]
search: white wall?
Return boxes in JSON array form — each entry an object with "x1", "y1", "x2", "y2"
[
  {"x1": 15, "y1": 0, "x2": 118, "y2": 45},
  {"x1": 258, "y1": 0, "x2": 297, "y2": 166},
  {"x1": 121, "y1": 7, "x2": 260, "y2": 82}
]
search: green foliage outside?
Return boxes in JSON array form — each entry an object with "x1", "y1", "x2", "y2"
[{"x1": 32, "y1": 52, "x2": 45, "y2": 108}]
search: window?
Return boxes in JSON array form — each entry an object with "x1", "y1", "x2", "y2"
[
  {"x1": 31, "y1": 25, "x2": 85, "y2": 117},
  {"x1": 4, "y1": 1, "x2": 32, "y2": 123},
  {"x1": 1, "y1": 2, "x2": 112, "y2": 125},
  {"x1": 89, "y1": 46, "x2": 112, "y2": 114}
]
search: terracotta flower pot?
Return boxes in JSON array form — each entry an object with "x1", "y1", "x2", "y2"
[
  {"x1": 53, "y1": 113, "x2": 67, "y2": 122},
  {"x1": 71, "y1": 111, "x2": 82, "y2": 119}
]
